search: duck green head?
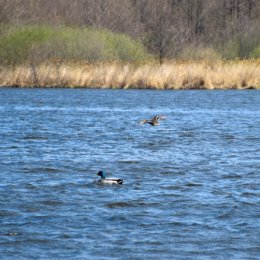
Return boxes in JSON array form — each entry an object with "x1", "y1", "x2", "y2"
[{"x1": 97, "y1": 170, "x2": 106, "y2": 179}]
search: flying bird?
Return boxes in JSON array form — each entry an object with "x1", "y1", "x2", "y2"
[{"x1": 139, "y1": 115, "x2": 166, "y2": 126}]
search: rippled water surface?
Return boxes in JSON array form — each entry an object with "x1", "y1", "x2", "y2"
[{"x1": 0, "y1": 89, "x2": 259, "y2": 259}]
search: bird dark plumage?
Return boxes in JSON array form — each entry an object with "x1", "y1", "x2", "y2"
[{"x1": 139, "y1": 115, "x2": 166, "y2": 126}]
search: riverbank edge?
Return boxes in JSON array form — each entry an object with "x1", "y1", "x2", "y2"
[{"x1": 0, "y1": 60, "x2": 259, "y2": 90}]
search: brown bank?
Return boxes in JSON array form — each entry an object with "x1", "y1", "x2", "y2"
[{"x1": 0, "y1": 59, "x2": 259, "y2": 89}]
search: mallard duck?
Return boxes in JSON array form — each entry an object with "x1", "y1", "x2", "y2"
[
  {"x1": 139, "y1": 115, "x2": 166, "y2": 126},
  {"x1": 97, "y1": 170, "x2": 123, "y2": 185}
]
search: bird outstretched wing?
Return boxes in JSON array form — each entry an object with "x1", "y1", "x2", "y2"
[{"x1": 139, "y1": 119, "x2": 148, "y2": 125}]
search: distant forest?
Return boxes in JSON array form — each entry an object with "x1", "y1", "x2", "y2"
[{"x1": 0, "y1": 0, "x2": 260, "y2": 63}]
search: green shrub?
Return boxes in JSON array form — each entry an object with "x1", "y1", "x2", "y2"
[
  {"x1": 0, "y1": 25, "x2": 150, "y2": 65},
  {"x1": 45, "y1": 27, "x2": 150, "y2": 62},
  {"x1": 43, "y1": 27, "x2": 114, "y2": 62},
  {"x1": 249, "y1": 45, "x2": 260, "y2": 58},
  {"x1": 219, "y1": 40, "x2": 240, "y2": 59},
  {"x1": 0, "y1": 25, "x2": 53, "y2": 65},
  {"x1": 220, "y1": 35, "x2": 259, "y2": 59},
  {"x1": 177, "y1": 45, "x2": 222, "y2": 60},
  {"x1": 103, "y1": 30, "x2": 150, "y2": 61}
]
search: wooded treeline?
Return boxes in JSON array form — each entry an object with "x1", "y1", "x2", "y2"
[{"x1": 0, "y1": 0, "x2": 259, "y2": 61}]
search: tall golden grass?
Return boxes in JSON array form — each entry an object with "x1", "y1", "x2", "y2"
[{"x1": 0, "y1": 59, "x2": 259, "y2": 89}]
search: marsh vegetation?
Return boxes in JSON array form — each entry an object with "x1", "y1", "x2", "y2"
[{"x1": 1, "y1": 59, "x2": 259, "y2": 89}]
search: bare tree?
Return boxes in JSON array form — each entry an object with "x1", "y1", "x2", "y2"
[
  {"x1": 1, "y1": 0, "x2": 259, "y2": 59},
  {"x1": 139, "y1": 0, "x2": 186, "y2": 62}
]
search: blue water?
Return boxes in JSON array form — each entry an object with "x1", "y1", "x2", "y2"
[{"x1": 0, "y1": 89, "x2": 259, "y2": 260}]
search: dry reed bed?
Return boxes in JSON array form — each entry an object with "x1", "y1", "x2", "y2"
[{"x1": 0, "y1": 60, "x2": 259, "y2": 89}]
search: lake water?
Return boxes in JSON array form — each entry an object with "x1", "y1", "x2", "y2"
[{"x1": 0, "y1": 89, "x2": 259, "y2": 259}]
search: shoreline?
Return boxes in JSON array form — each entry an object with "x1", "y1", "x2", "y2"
[
  {"x1": 0, "y1": 85, "x2": 257, "y2": 90},
  {"x1": 0, "y1": 60, "x2": 259, "y2": 90}
]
